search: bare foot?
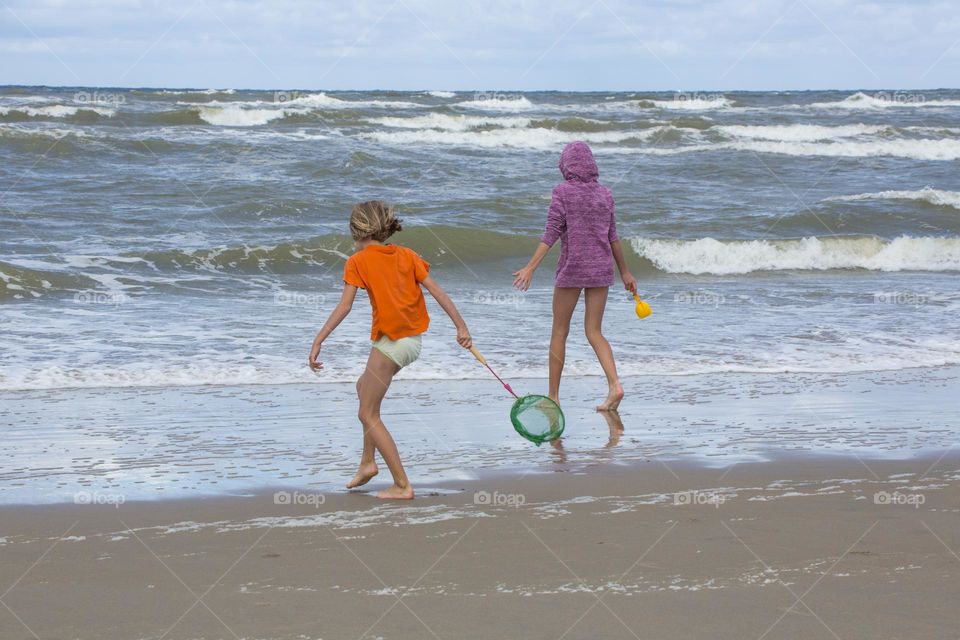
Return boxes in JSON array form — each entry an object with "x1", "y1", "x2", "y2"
[
  {"x1": 596, "y1": 382, "x2": 624, "y2": 412},
  {"x1": 376, "y1": 484, "x2": 414, "y2": 500},
  {"x1": 346, "y1": 463, "x2": 378, "y2": 489}
]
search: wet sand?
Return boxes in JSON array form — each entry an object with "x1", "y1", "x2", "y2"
[
  {"x1": 2, "y1": 367, "x2": 958, "y2": 638},
  {"x1": 3, "y1": 366, "x2": 959, "y2": 504},
  {"x1": 2, "y1": 453, "x2": 959, "y2": 639}
]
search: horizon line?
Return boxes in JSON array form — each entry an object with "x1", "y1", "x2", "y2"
[{"x1": 2, "y1": 84, "x2": 958, "y2": 93}]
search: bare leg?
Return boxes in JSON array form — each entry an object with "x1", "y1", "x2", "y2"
[
  {"x1": 346, "y1": 375, "x2": 379, "y2": 488},
  {"x1": 549, "y1": 287, "x2": 582, "y2": 404},
  {"x1": 356, "y1": 348, "x2": 414, "y2": 499},
  {"x1": 584, "y1": 287, "x2": 623, "y2": 411}
]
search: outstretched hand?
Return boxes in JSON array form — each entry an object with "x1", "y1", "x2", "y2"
[{"x1": 513, "y1": 266, "x2": 534, "y2": 291}]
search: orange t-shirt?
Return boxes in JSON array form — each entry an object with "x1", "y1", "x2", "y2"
[{"x1": 343, "y1": 244, "x2": 431, "y2": 341}]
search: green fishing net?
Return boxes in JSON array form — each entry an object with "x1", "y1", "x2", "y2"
[{"x1": 510, "y1": 395, "x2": 565, "y2": 445}]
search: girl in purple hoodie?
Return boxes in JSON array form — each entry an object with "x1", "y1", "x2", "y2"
[{"x1": 513, "y1": 141, "x2": 637, "y2": 411}]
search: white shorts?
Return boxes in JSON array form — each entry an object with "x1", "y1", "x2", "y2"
[{"x1": 372, "y1": 334, "x2": 422, "y2": 369}]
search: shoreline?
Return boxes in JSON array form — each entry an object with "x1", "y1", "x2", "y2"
[
  {"x1": 2, "y1": 452, "x2": 958, "y2": 639},
  {"x1": 3, "y1": 359, "x2": 960, "y2": 393},
  {"x1": 0, "y1": 447, "x2": 953, "y2": 511},
  {"x1": 3, "y1": 366, "x2": 958, "y2": 506}
]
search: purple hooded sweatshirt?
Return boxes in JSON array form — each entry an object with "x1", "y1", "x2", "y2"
[{"x1": 541, "y1": 141, "x2": 618, "y2": 288}]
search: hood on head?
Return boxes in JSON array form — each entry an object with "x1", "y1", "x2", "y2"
[{"x1": 559, "y1": 141, "x2": 599, "y2": 182}]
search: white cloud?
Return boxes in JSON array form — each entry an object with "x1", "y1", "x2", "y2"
[{"x1": 0, "y1": 0, "x2": 956, "y2": 89}]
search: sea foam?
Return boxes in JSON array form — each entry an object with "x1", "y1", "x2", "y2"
[
  {"x1": 601, "y1": 137, "x2": 960, "y2": 161},
  {"x1": 825, "y1": 188, "x2": 960, "y2": 211},
  {"x1": 454, "y1": 96, "x2": 536, "y2": 110},
  {"x1": 362, "y1": 126, "x2": 668, "y2": 150},
  {"x1": 195, "y1": 105, "x2": 293, "y2": 127},
  {"x1": 629, "y1": 235, "x2": 960, "y2": 275},
  {"x1": 368, "y1": 113, "x2": 532, "y2": 132},
  {"x1": 643, "y1": 97, "x2": 734, "y2": 110},
  {"x1": 717, "y1": 123, "x2": 888, "y2": 142},
  {"x1": 0, "y1": 105, "x2": 116, "y2": 118},
  {"x1": 808, "y1": 91, "x2": 960, "y2": 110}
]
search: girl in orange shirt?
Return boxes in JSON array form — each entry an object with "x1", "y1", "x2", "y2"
[{"x1": 309, "y1": 201, "x2": 472, "y2": 500}]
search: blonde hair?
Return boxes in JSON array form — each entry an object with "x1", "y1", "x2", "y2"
[{"x1": 349, "y1": 200, "x2": 403, "y2": 242}]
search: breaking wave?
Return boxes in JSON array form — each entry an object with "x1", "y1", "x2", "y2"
[
  {"x1": 716, "y1": 123, "x2": 890, "y2": 142},
  {"x1": 825, "y1": 188, "x2": 960, "y2": 211},
  {"x1": 0, "y1": 104, "x2": 115, "y2": 120},
  {"x1": 453, "y1": 96, "x2": 536, "y2": 110},
  {"x1": 629, "y1": 235, "x2": 960, "y2": 275},
  {"x1": 808, "y1": 91, "x2": 960, "y2": 110}
]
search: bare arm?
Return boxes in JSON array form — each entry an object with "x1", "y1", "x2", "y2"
[
  {"x1": 308, "y1": 285, "x2": 358, "y2": 370},
  {"x1": 420, "y1": 275, "x2": 472, "y2": 348},
  {"x1": 515, "y1": 187, "x2": 564, "y2": 291},
  {"x1": 610, "y1": 240, "x2": 637, "y2": 295},
  {"x1": 512, "y1": 242, "x2": 551, "y2": 291}
]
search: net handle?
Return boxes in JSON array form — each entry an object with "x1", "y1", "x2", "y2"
[{"x1": 469, "y1": 346, "x2": 519, "y2": 399}]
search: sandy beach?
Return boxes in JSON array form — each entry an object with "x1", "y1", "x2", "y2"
[
  {"x1": 3, "y1": 366, "x2": 960, "y2": 639},
  {"x1": 2, "y1": 452, "x2": 958, "y2": 640},
  {"x1": 9, "y1": 283, "x2": 957, "y2": 640}
]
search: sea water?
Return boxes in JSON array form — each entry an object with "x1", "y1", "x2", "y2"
[{"x1": 2, "y1": 87, "x2": 959, "y2": 502}]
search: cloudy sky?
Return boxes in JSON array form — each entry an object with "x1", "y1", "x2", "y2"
[{"x1": 1, "y1": 0, "x2": 957, "y2": 90}]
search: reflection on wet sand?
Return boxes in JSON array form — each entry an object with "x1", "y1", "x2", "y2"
[
  {"x1": 549, "y1": 410, "x2": 624, "y2": 463},
  {"x1": 549, "y1": 437, "x2": 566, "y2": 463},
  {"x1": 601, "y1": 410, "x2": 624, "y2": 448}
]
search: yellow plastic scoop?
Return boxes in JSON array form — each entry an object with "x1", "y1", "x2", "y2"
[{"x1": 633, "y1": 293, "x2": 652, "y2": 319}]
